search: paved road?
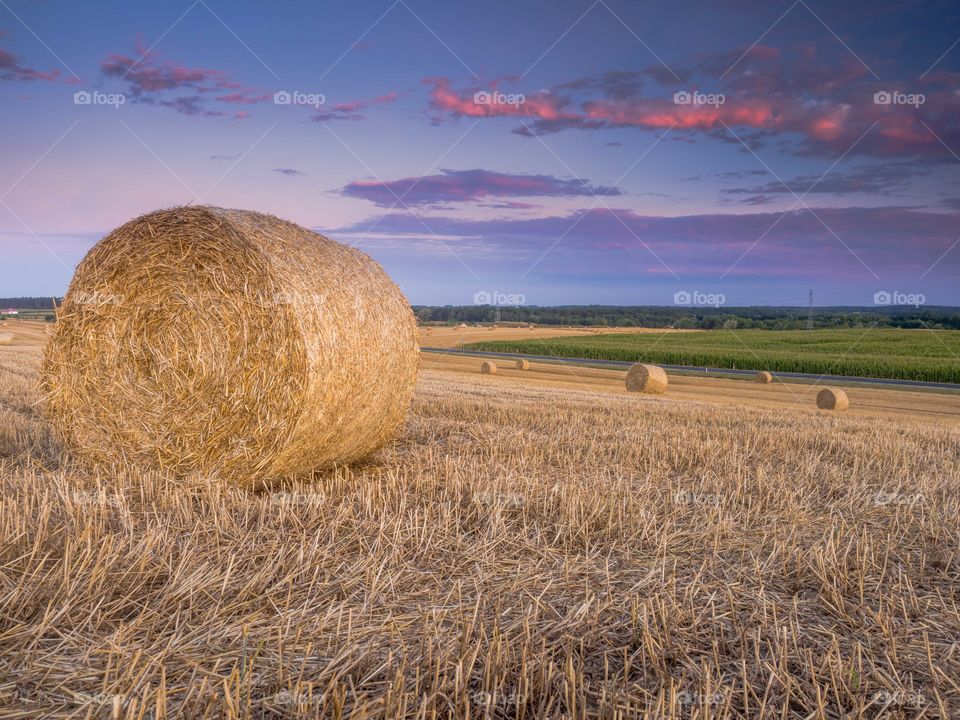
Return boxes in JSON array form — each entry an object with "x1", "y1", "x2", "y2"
[{"x1": 422, "y1": 347, "x2": 960, "y2": 392}]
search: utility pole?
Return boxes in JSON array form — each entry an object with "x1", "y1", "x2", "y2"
[{"x1": 807, "y1": 289, "x2": 814, "y2": 330}]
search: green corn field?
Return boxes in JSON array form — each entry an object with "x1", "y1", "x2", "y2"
[{"x1": 463, "y1": 328, "x2": 960, "y2": 383}]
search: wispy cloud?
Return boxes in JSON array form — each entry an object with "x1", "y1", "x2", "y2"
[
  {"x1": 0, "y1": 46, "x2": 64, "y2": 82},
  {"x1": 311, "y1": 91, "x2": 398, "y2": 122},
  {"x1": 332, "y1": 205, "x2": 960, "y2": 279},
  {"x1": 341, "y1": 168, "x2": 623, "y2": 207},
  {"x1": 100, "y1": 41, "x2": 269, "y2": 117}
]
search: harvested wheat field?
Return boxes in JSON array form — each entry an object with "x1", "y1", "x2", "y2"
[
  {"x1": 2, "y1": 333, "x2": 960, "y2": 718},
  {"x1": 420, "y1": 325, "x2": 695, "y2": 349}
]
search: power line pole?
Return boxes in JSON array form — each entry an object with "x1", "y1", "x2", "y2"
[{"x1": 807, "y1": 289, "x2": 814, "y2": 330}]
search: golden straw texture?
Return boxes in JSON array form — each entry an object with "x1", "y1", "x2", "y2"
[
  {"x1": 480, "y1": 360, "x2": 497, "y2": 374},
  {"x1": 0, "y1": 333, "x2": 12, "y2": 346},
  {"x1": 516, "y1": 358, "x2": 530, "y2": 370},
  {"x1": 756, "y1": 371, "x2": 773, "y2": 383},
  {"x1": 41, "y1": 206, "x2": 419, "y2": 487},
  {"x1": 625, "y1": 363, "x2": 668, "y2": 394},
  {"x1": 816, "y1": 387, "x2": 849, "y2": 411}
]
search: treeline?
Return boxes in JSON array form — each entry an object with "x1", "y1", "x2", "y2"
[
  {"x1": 414, "y1": 305, "x2": 960, "y2": 330},
  {"x1": 4, "y1": 298, "x2": 958, "y2": 330},
  {"x1": 0, "y1": 297, "x2": 61, "y2": 310}
]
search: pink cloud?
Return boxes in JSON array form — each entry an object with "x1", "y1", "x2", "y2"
[
  {"x1": 426, "y1": 77, "x2": 569, "y2": 120},
  {"x1": 100, "y1": 44, "x2": 271, "y2": 117},
  {"x1": 0, "y1": 47, "x2": 63, "y2": 82},
  {"x1": 424, "y1": 44, "x2": 960, "y2": 159},
  {"x1": 100, "y1": 53, "x2": 229, "y2": 93}
]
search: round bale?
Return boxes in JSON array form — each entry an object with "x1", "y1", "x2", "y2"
[
  {"x1": 480, "y1": 360, "x2": 497, "y2": 374},
  {"x1": 756, "y1": 370, "x2": 773, "y2": 383},
  {"x1": 516, "y1": 358, "x2": 530, "y2": 371},
  {"x1": 816, "y1": 387, "x2": 849, "y2": 411},
  {"x1": 41, "y1": 206, "x2": 419, "y2": 487},
  {"x1": 0, "y1": 332, "x2": 13, "y2": 346},
  {"x1": 625, "y1": 363, "x2": 668, "y2": 394}
]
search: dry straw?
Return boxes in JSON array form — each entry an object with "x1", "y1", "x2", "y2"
[
  {"x1": 0, "y1": 333, "x2": 13, "y2": 346},
  {"x1": 516, "y1": 359, "x2": 530, "y2": 371},
  {"x1": 816, "y1": 387, "x2": 849, "y2": 411},
  {"x1": 625, "y1": 363, "x2": 668, "y2": 394},
  {"x1": 41, "y1": 206, "x2": 419, "y2": 487},
  {"x1": 480, "y1": 360, "x2": 497, "y2": 374},
  {"x1": 756, "y1": 371, "x2": 773, "y2": 383}
]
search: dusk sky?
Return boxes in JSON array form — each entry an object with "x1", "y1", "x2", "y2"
[{"x1": 1, "y1": 0, "x2": 958, "y2": 306}]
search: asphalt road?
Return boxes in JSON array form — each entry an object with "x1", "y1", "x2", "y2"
[{"x1": 422, "y1": 347, "x2": 960, "y2": 392}]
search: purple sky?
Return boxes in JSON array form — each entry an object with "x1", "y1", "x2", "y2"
[{"x1": 0, "y1": 0, "x2": 958, "y2": 306}]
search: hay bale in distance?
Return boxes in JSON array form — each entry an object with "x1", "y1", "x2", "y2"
[
  {"x1": 756, "y1": 371, "x2": 773, "y2": 383},
  {"x1": 625, "y1": 363, "x2": 668, "y2": 394},
  {"x1": 480, "y1": 360, "x2": 497, "y2": 374},
  {"x1": 516, "y1": 358, "x2": 530, "y2": 371},
  {"x1": 816, "y1": 387, "x2": 849, "y2": 411},
  {"x1": 41, "y1": 206, "x2": 419, "y2": 487},
  {"x1": 0, "y1": 333, "x2": 13, "y2": 346}
]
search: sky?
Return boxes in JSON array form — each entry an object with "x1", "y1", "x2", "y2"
[{"x1": 0, "y1": 0, "x2": 958, "y2": 307}]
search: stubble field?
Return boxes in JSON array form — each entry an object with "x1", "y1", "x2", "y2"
[{"x1": 1, "y1": 321, "x2": 958, "y2": 718}]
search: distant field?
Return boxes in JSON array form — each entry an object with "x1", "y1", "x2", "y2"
[
  {"x1": 463, "y1": 328, "x2": 960, "y2": 383},
  {"x1": 1, "y1": 310, "x2": 53, "y2": 322}
]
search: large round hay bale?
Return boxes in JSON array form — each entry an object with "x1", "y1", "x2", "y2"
[
  {"x1": 816, "y1": 387, "x2": 849, "y2": 411},
  {"x1": 756, "y1": 370, "x2": 773, "y2": 383},
  {"x1": 0, "y1": 332, "x2": 13, "y2": 346},
  {"x1": 516, "y1": 358, "x2": 530, "y2": 371},
  {"x1": 41, "y1": 206, "x2": 419, "y2": 487},
  {"x1": 480, "y1": 360, "x2": 497, "y2": 374},
  {"x1": 625, "y1": 363, "x2": 668, "y2": 394}
]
